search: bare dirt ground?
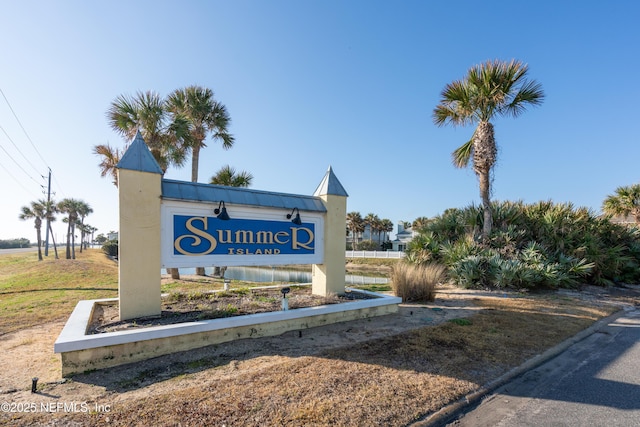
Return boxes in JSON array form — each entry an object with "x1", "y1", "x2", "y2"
[{"x1": 1, "y1": 283, "x2": 638, "y2": 426}]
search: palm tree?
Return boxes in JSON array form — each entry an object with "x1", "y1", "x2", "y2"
[
  {"x1": 76, "y1": 202, "x2": 93, "y2": 253},
  {"x1": 602, "y1": 184, "x2": 640, "y2": 224},
  {"x1": 18, "y1": 200, "x2": 46, "y2": 261},
  {"x1": 58, "y1": 198, "x2": 91, "y2": 259},
  {"x1": 104, "y1": 90, "x2": 191, "y2": 173},
  {"x1": 77, "y1": 224, "x2": 97, "y2": 249},
  {"x1": 93, "y1": 143, "x2": 122, "y2": 187},
  {"x1": 208, "y1": 165, "x2": 253, "y2": 277},
  {"x1": 363, "y1": 213, "x2": 379, "y2": 242},
  {"x1": 209, "y1": 165, "x2": 253, "y2": 187},
  {"x1": 103, "y1": 90, "x2": 191, "y2": 279},
  {"x1": 346, "y1": 211, "x2": 365, "y2": 250},
  {"x1": 166, "y1": 85, "x2": 234, "y2": 183},
  {"x1": 41, "y1": 198, "x2": 59, "y2": 259},
  {"x1": 380, "y1": 218, "x2": 394, "y2": 244},
  {"x1": 433, "y1": 59, "x2": 544, "y2": 239}
]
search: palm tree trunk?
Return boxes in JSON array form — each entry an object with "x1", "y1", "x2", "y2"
[
  {"x1": 473, "y1": 121, "x2": 496, "y2": 240},
  {"x1": 191, "y1": 145, "x2": 201, "y2": 183},
  {"x1": 66, "y1": 223, "x2": 72, "y2": 259},
  {"x1": 71, "y1": 224, "x2": 76, "y2": 259},
  {"x1": 192, "y1": 144, "x2": 206, "y2": 276},
  {"x1": 35, "y1": 219, "x2": 43, "y2": 261},
  {"x1": 49, "y1": 222, "x2": 59, "y2": 259},
  {"x1": 479, "y1": 170, "x2": 492, "y2": 239}
]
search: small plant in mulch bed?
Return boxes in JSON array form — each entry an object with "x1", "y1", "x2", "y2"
[
  {"x1": 449, "y1": 318, "x2": 473, "y2": 326},
  {"x1": 198, "y1": 304, "x2": 239, "y2": 320}
]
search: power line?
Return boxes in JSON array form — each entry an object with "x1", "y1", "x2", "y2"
[
  {"x1": 0, "y1": 123, "x2": 42, "y2": 177},
  {"x1": 0, "y1": 159, "x2": 39, "y2": 198},
  {"x1": 0, "y1": 133, "x2": 41, "y2": 186},
  {"x1": 0, "y1": 87, "x2": 68, "y2": 199},
  {"x1": 0, "y1": 88, "x2": 49, "y2": 170}
]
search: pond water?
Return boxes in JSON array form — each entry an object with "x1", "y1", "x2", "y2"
[{"x1": 172, "y1": 266, "x2": 389, "y2": 285}]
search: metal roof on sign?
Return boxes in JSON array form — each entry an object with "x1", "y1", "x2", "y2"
[
  {"x1": 161, "y1": 179, "x2": 327, "y2": 212},
  {"x1": 313, "y1": 166, "x2": 348, "y2": 197},
  {"x1": 116, "y1": 131, "x2": 163, "y2": 174}
]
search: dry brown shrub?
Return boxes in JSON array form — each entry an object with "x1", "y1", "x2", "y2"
[{"x1": 391, "y1": 262, "x2": 446, "y2": 302}]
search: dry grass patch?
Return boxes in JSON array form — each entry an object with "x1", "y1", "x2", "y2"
[
  {"x1": 36, "y1": 294, "x2": 617, "y2": 427},
  {"x1": 391, "y1": 262, "x2": 446, "y2": 302}
]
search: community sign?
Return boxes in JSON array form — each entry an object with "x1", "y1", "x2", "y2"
[{"x1": 161, "y1": 201, "x2": 324, "y2": 268}]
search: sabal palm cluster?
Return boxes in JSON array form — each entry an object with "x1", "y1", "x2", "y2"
[
  {"x1": 19, "y1": 198, "x2": 92, "y2": 261},
  {"x1": 406, "y1": 201, "x2": 640, "y2": 289},
  {"x1": 347, "y1": 212, "x2": 394, "y2": 250},
  {"x1": 94, "y1": 85, "x2": 233, "y2": 186},
  {"x1": 602, "y1": 184, "x2": 640, "y2": 223}
]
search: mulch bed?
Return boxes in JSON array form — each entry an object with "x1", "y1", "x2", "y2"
[{"x1": 88, "y1": 285, "x2": 376, "y2": 334}]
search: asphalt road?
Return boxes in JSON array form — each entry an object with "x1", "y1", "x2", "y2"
[
  {"x1": 446, "y1": 307, "x2": 640, "y2": 427},
  {"x1": 0, "y1": 247, "x2": 37, "y2": 255}
]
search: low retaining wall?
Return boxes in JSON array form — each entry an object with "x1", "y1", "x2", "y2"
[{"x1": 54, "y1": 290, "x2": 401, "y2": 376}]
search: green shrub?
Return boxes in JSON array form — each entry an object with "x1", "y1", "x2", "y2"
[
  {"x1": 356, "y1": 240, "x2": 381, "y2": 251},
  {"x1": 448, "y1": 255, "x2": 489, "y2": 289},
  {"x1": 405, "y1": 201, "x2": 640, "y2": 289},
  {"x1": 102, "y1": 241, "x2": 118, "y2": 258}
]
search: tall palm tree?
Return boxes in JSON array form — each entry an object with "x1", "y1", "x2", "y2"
[
  {"x1": 364, "y1": 213, "x2": 380, "y2": 243},
  {"x1": 19, "y1": 200, "x2": 46, "y2": 261},
  {"x1": 166, "y1": 85, "x2": 234, "y2": 183},
  {"x1": 346, "y1": 211, "x2": 365, "y2": 250},
  {"x1": 58, "y1": 198, "x2": 91, "y2": 259},
  {"x1": 209, "y1": 165, "x2": 253, "y2": 187},
  {"x1": 602, "y1": 184, "x2": 640, "y2": 224},
  {"x1": 380, "y1": 218, "x2": 394, "y2": 244},
  {"x1": 104, "y1": 90, "x2": 191, "y2": 173},
  {"x1": 103, "y1": 90, "x2": 191, "y2": 279},
  {"x1": 433, "y1": 59, "x2": 544, "y2": 239},
  {"x1": 76, "y1": 202, "x2": 93, "y2": 253}
]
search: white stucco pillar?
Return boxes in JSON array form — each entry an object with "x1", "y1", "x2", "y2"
[
  {"x1": 117, "y1": 132, "x2": 163, "y2": 320},
  {"x1": 312, "y1": 167, "x2": 348, "y2": 296}
]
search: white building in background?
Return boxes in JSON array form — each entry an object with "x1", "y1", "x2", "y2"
[
  {"x1": 391, "y1": 221, "x2": 416, "y2": 252},
  {"x1": 346, "y1": 220, "x2": 416, "y2": 251}
]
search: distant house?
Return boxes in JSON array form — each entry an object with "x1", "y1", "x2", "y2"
[
  {"x1": 391, "y1": 222, "x2": 416, "y2": 252},
  {"x1": 107, "y1": 232, "x2": 118, "y2": 242},
  {"x1": 346, "y1": 224, "x2": 377, "y2": 249},
  {"x1": 346, "y1": 223, "x2": 398, "y2": 250}
]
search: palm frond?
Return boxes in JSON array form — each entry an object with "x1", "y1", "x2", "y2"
[{"x1": 451, "y1": 138, "x2": 473, "y2": 169}]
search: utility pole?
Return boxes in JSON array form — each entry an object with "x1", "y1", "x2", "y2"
[{"x1": 44, "y1": 168, "x2": 52, "y2": 256}]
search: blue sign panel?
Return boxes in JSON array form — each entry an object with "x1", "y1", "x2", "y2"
[{"x1": 173, "y1": 215, "x2": 315, "y2": 256}]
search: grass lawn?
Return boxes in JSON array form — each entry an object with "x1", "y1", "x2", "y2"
[{"x1": 0, "y1": 249, "x2": 118, "y2": 334}]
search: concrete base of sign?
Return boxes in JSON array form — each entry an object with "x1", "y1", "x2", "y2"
[{"x1": 54, "y1": 289, "x2": 401, "y2": 376}]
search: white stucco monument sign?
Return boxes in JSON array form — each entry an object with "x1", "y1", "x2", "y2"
[{"x1": 117, "y1": 132, "x2": 348, "y2": 320}]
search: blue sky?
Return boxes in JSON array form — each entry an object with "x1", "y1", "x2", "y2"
[{"x1": 1, "y1": 0, "x2": 639, "y2": 243}]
